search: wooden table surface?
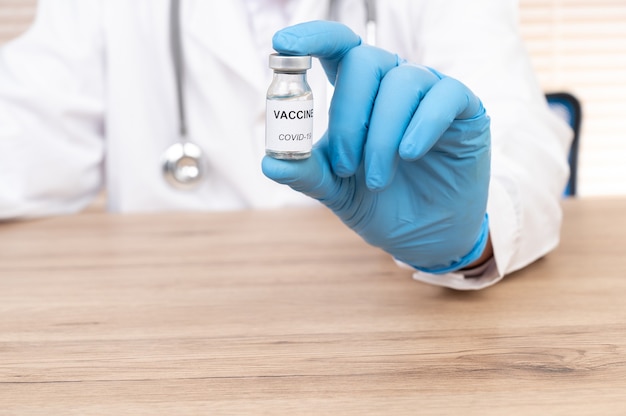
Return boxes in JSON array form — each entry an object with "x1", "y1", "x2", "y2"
[{"x1": 1, "y1": 197, "x2": 626, "y2": 415}]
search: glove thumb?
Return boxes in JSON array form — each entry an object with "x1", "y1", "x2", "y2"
[
  {"x1": 262, "y1": 134, "x2": 340, "y2": 202},
  {"x1": 272, "y1": 20, "x2": 361, "y2": 85}
]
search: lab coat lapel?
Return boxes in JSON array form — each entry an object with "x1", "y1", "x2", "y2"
[
  {"x1": 186, "y1": 0, "x2": 331, "y2": 93},
  {"x1": 187, "y1": 0, "x2": 264, "y2": 92}
]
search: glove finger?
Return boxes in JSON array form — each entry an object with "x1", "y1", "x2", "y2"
[
  {"x1": 364, "y1": 64, "x2": 439, "y2": 190},
  {"x1": 399, "y1": 77, "x2": 485, "y2": 161},
  {"x1": 272, "y1": 20, "x2": 361, "y2": 84},
  {"x1": 328, "y1": 45, "x2": 399, "y2": 177},
  {"x1": 261, "y1": 134, "x2": 339, "y2": 201}
]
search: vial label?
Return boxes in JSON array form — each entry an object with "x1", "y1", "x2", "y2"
[{"x1": 265, "y1": 99, "x2": 314, "y2": 157}]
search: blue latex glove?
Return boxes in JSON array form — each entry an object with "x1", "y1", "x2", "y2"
[{"x1": 262, "y1": 21, "x2": 491, "y2": 274}]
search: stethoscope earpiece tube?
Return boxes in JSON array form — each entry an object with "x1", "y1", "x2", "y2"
[{"x1": 170, "y1": 0, "x2": 186, "y2": 138}]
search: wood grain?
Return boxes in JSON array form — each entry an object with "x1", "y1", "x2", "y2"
[{"x1": 1, "y1": 199, "x2": 626, "y2": 414}]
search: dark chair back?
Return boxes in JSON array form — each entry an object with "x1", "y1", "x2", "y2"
[{"x1": 546, "y1": 92, "x2": 582, "y2": 196}]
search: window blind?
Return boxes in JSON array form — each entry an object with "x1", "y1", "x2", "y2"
[
  {"x1": 0, "y1": 0, "x2": 36, "y2": 44},
  {"x1": 519, "y1": 0, "x2": 626, "y2": 196}
]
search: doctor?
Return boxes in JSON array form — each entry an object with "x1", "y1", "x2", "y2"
[{"x1": 0, "y1": 0, "x2": 572, "y2": 290}]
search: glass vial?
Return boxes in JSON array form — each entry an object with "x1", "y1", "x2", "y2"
[{"x1": 265, "y1": 53, "x2": 314, "y2": 160}]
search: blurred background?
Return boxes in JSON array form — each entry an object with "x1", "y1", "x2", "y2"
[
  {"x1": 519, "y1": 0, "x2": 626, "y2": 197},
  {"x1": 1, "y1": 0, "x2": 625, "y2": 197}
]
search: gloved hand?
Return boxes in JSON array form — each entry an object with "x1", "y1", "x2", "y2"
[{"x1": 262, "y1": 21, "x2": 491, "y2": 274}]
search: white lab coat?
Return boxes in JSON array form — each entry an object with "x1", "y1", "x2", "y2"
[{"x1": 0, "y1": 0, "x2": 572, "y2": 289}]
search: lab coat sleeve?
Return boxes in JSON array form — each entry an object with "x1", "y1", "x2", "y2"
[
  {"x1": 0, "y1": 0, "x2": 105, "y2": 219},
  {"x1": 378, "y1": 0, "x2": 573, "y2": 289}
]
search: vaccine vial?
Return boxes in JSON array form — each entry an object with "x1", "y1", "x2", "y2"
[{"x1": 265, "y1": 53, "x2": 314, "y2": 160}]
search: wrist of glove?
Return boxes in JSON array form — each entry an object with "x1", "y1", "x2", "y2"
[{"x1": 403, "y1": 214, "x2": 490, "y2": 274}]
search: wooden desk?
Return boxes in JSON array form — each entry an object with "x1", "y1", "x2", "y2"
[{"x1": 1, "y1": 198, "x2": 626, "y2": 414}]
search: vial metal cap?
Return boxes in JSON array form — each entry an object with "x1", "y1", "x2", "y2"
[{"x1": 269, "y1": 53, "x2": 312, "y2": 72}]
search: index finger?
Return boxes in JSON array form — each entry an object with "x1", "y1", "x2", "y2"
[{"x1": 272, "y1": 20, "x2": 361, "y2": 84}]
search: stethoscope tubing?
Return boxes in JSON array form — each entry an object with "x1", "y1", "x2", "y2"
[{"x1": 170, "y1": 0, "x2": 187, "y2": 139}]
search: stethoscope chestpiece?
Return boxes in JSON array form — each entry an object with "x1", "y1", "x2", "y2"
[{"x1": 161, "y1": 141, "x2": 204, "y2": 190}]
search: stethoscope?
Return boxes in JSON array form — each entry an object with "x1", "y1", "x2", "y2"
[
  {"x1": 161, "y1": 0, "x2": 203, "y2": 190},
  {"x1": 161, "y1": 0, "x2": 377, "y2": 190}
]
